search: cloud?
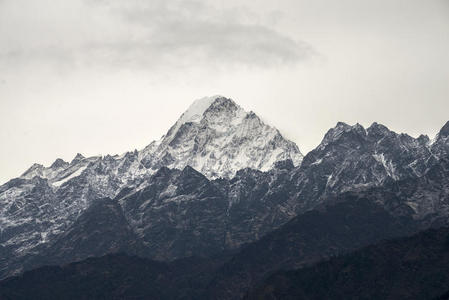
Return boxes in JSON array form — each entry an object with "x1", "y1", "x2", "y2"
[{"x1": 0, "y1": 0, "x2": 314, "y2": 72}]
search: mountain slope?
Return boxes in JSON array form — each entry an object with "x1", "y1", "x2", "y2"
[
  {"x1": 2, "y1": 155, "x2": 449, "y2": 298},
  {"x1": 120, "y1": 166, "x2": 229, "y2": 260},
  {"x1": 247, "y1": 226, "x2": 449, "y2": 300},
  {"x1": 205, "y1": 199, "x2": 418, "y2": 300},
  {"x1": 0, "y1": 254, "x2": 228, "y2": 300},
  {"x1": 0, "y1": 94, "x2": 447, "y2": 282},
  {"x1": 0, "y1": 198, "x2": 420, "y2": 300},
  {"x1": 1, "y1": 119, "x2": 448, "y2": 280},
  {"x1": 0, "y1": 198, "x2": 150, "y2": 279}
]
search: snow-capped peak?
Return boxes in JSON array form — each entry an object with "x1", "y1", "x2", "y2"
[
  {"x1": 18, "y1": 95, "x2": 303, "y2": 184},
  {"x1": 140, "y1": 95, "x2": 303, "y2": 178},
  {"x1": 165, "y1": 95, "x2": 236, "y2": 141},
  {"x1": 179, "y1": 95, "x2": 223, "y2": 125}
]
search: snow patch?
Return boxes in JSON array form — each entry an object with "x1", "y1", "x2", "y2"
[
  {"x1": 52, "y1": 165, "x2": 88, "y2": 187},
  {"x1": 373, "y1": 153, "x2": 398, "y2": 180},
  {"x1": 180, "y1": 95, "x2": 221, "y2": 125}
]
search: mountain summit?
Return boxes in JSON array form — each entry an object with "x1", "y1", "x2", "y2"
[
  {"x1": 140, "y1": 95, "x2": 303, "y2": 178},
  {"x1": 18, "y1": 95, "x2": 302, "y2": 186}
]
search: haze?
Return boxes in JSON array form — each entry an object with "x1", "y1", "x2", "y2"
[{"x1": 1, "y1": 0, "x2": 448, "y2": 184}]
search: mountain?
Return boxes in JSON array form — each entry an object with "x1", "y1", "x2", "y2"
[
  {"x1": 0, "y1": 198, "x2": 419, "y2": 300},
  {"x1": 277, "y1": 120, "x2": 449, "y2": 227},
  {"x1": 247, "y1": 226, "x2": 449, "y2": 300},
  {"x1": 120, "y1": 166, "x2": 230, "y2": 260},
  {"x1": 0, "y1": 162, "x2": 298, "y2": 278},
  {"x1": 140, "y1": 96, "x2": 303, "y2": 178},
  {"x1": 120, "y1": 120, "x2": 449, "y2": 263},
  {"x1": 0, "y1": 198, "x2": 425, "y2": 300},
  {"x1": 0, "y1": 94, "x2": 447, "y2": 281},
  {"x1": 0, "y1": 197, "x2": 149, "y2": 280},
  {"x1": 336, "y1": 157, "x2": 449, "y2": 223},
  {"x1": 0, "y1": 254, "x2": 228, "y2": 300},
  {"x1": 8, "y1": 146, "x2": 445, "y2": 280},
  {"x1": 118, "y1": 160, "x2": 307, "y2": 260},
  {"x1": 0, "y1": 96, "x2": 302, "y2": 278},
  {"x1": 205, "y1": 156, "x2": 449, "y2": 299},
  {"x1": 36, "y1": 198, "x2": 148, "y2": 265},
  {"x1": 0, "y1": 133, "x2": 448, "y2": 297},
  {"x1": 291, "y1": 122, "x2": 433, "y2": 208},
  {"x1": 205, "y1": 199, "x2": 418, "y2": 300}
]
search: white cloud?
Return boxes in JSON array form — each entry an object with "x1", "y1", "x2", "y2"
[{"x1": 0, "y1": 0, "x2": 314, "y2": 71}]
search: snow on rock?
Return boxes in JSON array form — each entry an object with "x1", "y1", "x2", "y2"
[
  {"x1": 165, "y1": 95, "x2": 218, "y2": 141},
  {"x1": 372, "y1": 153, "x2": 398, "y2": 180},
  {"x1": 140, "y1": 96, "x2": 303, "y2": 179},
  {"x1": 52, "y1": 165, "x2": 88, "y2": 187}
]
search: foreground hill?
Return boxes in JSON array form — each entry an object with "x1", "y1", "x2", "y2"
[
  {"x1": 247, "y1": 227, "x2": 449, "y2": 300},
  {"x1": 204, "y1": 199, "x2": 418, "y2": 299},
  {"x1": 0, "y1": 254, "x2": 227, "y2": 300}
]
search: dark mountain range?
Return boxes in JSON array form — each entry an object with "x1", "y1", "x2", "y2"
[
  {"x1": 0, "y1": 254, "x2": 227, "y2": 300},
  {"x1": 3, "y1": 151, "x2": 440, "y2": 298},
  {"x1": 6, "y1": 146, "x2": 447, "y2": 281},
  {"x1": 0, "y1": 129, "x2": 448, "y2": 297},
  {"x1": 0, "y1": 96, "x2": 448, "y2": 300},
  {"x1": 204, "y1": 198, "x2": 418, "y2": 300},
  {"x1": 205, "y1": 156, "x2": 449, "y2": 299},
  {"x1": 0, "y1": 198, "x2": 419, "y2": 300}
]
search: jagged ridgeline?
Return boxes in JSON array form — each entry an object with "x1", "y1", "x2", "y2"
[{"x1": 0, "y1": 95, "x2": 448, "y2": 285}]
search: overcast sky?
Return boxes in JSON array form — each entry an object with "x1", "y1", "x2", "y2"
[{"x1": 1, "y1": 0, "x2": 448, "y2": 183}]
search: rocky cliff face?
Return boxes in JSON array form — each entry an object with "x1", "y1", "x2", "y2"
[
  {"x1": 0, "y1": 199, "x2": 422, "y2": 300},
  {"x1": 206, "y1": 199, "x2": 419, "y2": 300},
  {"x1": 288, "y1": 121, "x2": 442, "y2": 212},
  {"x1": 118, "y1": 162, "x2": 300, "y2": 260}
]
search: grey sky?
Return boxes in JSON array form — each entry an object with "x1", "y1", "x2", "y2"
[{"x1": 1, "y1": 0, "x2": 448, "y2": 184}]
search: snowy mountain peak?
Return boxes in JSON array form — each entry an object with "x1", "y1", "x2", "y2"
[
  {"x1": 15, "y1": 95, "x2": 303, "y2": 185},
  {"x1": 177, "y1": 95, "x2": 223, "y2": 125},
  {"x1": 165, "y1": 95, "x2": 241, "y2": 140},
  {"x1": 141, "y1": 95, "x2": 303, "y2": 178}
]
